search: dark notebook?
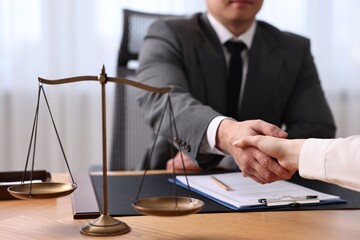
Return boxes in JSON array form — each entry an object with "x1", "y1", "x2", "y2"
[
  {"x1": 71, "y1": 172, "x2": 360, "y2": 219},
  {"x1": 0, "y1": 170, "x2": 51, "y2": 200}
]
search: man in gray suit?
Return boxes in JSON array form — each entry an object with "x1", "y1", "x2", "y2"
[{"x1": 135, "y1": 0, "x2": 336, "y2": 183}]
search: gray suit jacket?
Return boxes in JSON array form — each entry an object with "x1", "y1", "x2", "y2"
[{"x1": 135, "y1": 13, "x2": 336, "y2": 169}]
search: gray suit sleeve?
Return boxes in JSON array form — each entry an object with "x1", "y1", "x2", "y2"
[{"x1": 135, "y1": 20, "x2": 222, "y2": 168}]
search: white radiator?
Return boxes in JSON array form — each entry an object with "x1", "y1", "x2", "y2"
[
  {"x1": 0, "y1": 85, "x2": 115, "y2": 173},
  {"x1": 327, "y1": 91, "x2": 360, "y2": 138}
]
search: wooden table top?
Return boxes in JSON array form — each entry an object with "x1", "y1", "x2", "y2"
[{"x1": 1, "y1": 172, "x2": 360, "y2": 240}]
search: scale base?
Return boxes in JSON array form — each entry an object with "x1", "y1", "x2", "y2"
[{"x1": 80, "y1": 214, "x2": 130, "y2": 236}]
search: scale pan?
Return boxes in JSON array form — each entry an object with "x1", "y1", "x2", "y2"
[
  {"x1": 7, "y1": 182, "x2": 76, "y2": 200},
  {"x1": 132, "y1": 196, "x2": 204, "y2": 217}
]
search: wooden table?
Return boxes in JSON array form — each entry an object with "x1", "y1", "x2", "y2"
[{"x1": 1, "y1": 173, "x2": 360, "y2": 240}]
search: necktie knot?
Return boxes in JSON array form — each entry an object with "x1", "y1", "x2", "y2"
[{"x1": 224, "y1": 41, "x2": 246, "y2": 56}]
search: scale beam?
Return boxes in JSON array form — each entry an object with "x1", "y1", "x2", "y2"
[{"x1": 38, "y1": 65, "x2": 172, "y2": 94}]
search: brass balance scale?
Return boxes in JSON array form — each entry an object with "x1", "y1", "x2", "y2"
[{"x1": 7, "y1": 66, "x2": 204, "y2": 236}]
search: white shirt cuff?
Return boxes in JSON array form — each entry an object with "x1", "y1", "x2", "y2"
[
  {"x1": 200, "y1": 116, "x2": 230, "y2": 155},
  {"x1": 299, "y1": 138, "x2": 333, "y2": 182}
]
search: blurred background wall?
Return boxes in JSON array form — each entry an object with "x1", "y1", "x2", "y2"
[{"x1": 1, "y1": 0, "x2": 359, "y2": 172}]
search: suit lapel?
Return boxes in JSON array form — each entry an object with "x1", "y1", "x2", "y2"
[
  {"x1": 194, "y1": 14, "x2": 228, "y2": 114},
  {"x1": 240, "y1": 23, "x2": 285, "y2": 120}
]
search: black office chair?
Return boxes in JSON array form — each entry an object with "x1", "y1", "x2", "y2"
[{"x1": 109, "y1": 9, "x2": 180, "y2": 170}]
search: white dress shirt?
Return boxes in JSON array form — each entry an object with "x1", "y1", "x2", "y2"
[
  {"x1": 300, "y1": 136, "x2": 360, "y2": 192},
  {"x1": 200, "y1": 13, "x2": 256, "y2": 155}
]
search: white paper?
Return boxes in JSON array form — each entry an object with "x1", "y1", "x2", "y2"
[{"x1": 176, "y1": 172, "x2": 340, "y2": 209}]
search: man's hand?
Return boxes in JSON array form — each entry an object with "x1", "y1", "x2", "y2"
[
  {"x1": 166, "y1": 151, "x2": 201, "y2": 171},
  {"x1": 216, "y1": 119, "x2": 293, "y2": 184}
]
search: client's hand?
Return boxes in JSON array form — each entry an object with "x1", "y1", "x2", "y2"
[
  {"x1": 166, "y1": 151, "x2": 201, "y2": 171},
  {"x1": 233, "y1": 135, "x2": 305, "y2": 172}
]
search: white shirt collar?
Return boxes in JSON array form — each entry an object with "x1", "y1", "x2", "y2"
[{"x1": 207, "y1": 12, "x2": 256, "y2": 49}]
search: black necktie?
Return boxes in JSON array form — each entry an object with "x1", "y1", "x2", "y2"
[{"x1": 224, "y1": 41, "x2": 246, "y2": 118}]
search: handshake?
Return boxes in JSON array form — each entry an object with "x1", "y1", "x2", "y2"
[{"x1": 167, "y1": 119, "x2": 306, "y2": 184}]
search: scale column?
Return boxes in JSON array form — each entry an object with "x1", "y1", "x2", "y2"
[{"x1": 80, "y1": 65, "x2": 130, "y2": 236}]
